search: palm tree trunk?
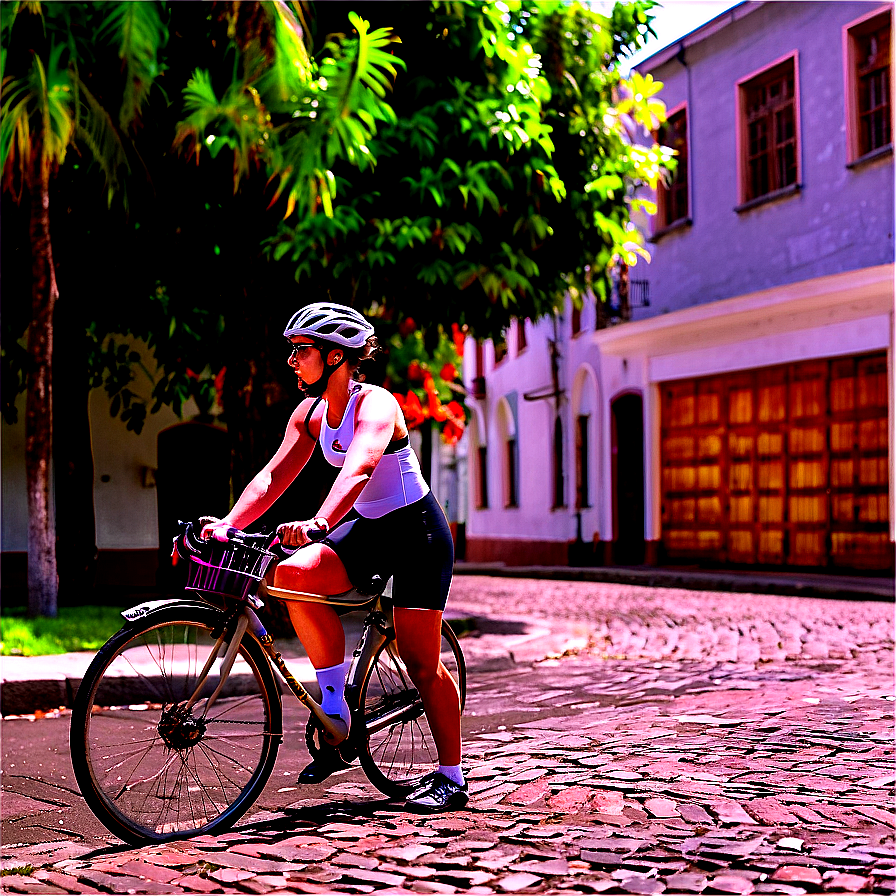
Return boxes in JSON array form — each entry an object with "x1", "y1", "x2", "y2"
[{"x1": 25, "y1": 156, "x2": 59, "y2": 617}]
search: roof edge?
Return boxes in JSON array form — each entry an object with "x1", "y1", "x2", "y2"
[{"x1": 634, "y1": 1, "x2": 763, "y2": 72}]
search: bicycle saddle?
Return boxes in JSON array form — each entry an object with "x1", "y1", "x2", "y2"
[{"x1": 267, "y1": 575, "x2": 392, "y2": 608}]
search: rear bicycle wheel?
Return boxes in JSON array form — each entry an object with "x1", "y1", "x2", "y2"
[
  {"x1": 70, "y1": 605, "x2": 282, "y2": 845},
  {"x1": 357, "y1": 621, "x2": 466, "y2": 798}
]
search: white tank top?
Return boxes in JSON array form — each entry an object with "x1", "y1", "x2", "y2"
[{"x1": 319, "y1": 385, "x2": 429, "y2": 519}]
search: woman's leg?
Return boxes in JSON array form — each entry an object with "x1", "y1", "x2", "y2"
[
  {"x1": 275, "y1": 545, "x2": 354, "y2": 760},
  {"x1": 274, "y1": 544, "x2": 352, "y2": 669},
  {"x1": 392, "y1": 607, "x2": 462, "y2": 767}
]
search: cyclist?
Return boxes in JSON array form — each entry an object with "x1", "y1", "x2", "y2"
[{"x1": 201, "y1": 303, "x2": 467, "y2": 813}]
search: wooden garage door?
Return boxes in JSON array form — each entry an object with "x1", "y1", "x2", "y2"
[{"x1": 661, "y1": 352, "x2": 891, "y2": 570}]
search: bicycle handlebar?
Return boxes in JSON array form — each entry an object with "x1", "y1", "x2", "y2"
[{"x1": 173, "y1": 520, "x2": 326, "y2": 566}]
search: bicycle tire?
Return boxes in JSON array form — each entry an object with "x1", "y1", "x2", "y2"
[
  {"x1": 70, "y1": 605, "x2": 282, "y2": 845},
  {"x1": 357, "y1": 620, "x2": 466, "y2": 799}
]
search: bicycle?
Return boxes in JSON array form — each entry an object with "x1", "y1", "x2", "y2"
[{"x1": 69, "y1": 521, "x2": 466, "y2": 845}]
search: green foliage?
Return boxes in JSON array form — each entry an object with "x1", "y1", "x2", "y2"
[
  {"x1": 1, "y1": 2, "x2": 165, "y2": 204},
  {"x1": 1, "y1": 2, "x2": 406, "y2": 434},
  {"x1": 386, "y1": 325, "x2": 463, "y2": 400},
  {"x1": 87, "y1": 283, "x2": 225, "y2": 433},
  {"x1": 174, "y1": 9, "x2": 403, "y2": 218},
  {"x1": 267, "y1": 0, "x2": 665, "y2": 343},
  {"x1": 1, "y1": 605, "x2": 126, "y2": 656},
  {"x1": 96, "y1": 1, "x2": 169, "y2": 129}
]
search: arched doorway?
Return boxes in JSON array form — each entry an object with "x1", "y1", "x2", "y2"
[{"x1": 611, "y1": 393, "x2": 645, "y2": 565}]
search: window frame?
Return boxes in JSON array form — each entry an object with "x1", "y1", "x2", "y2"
[
  {"x1": 735, "y1": 51, "x2": 801, "y2": 209},
  {"x1": 575, "y1": 413, "x2": 591, "y2": 510},
  {"x1": 504, "y1": 437, "x2": 518, "y2": 508},
  {"x1": 844, "y1": 6, "x2": 893, "y2": 165},
  {"x1": 655, "y1": 102, "x2": 690, "y2": 231},
  {"x1": 551, "y1": 416, "x2": 566, "y2": 509},
  {"x1": 475, "y1": 444, "x2": 489, "y2": 509}
]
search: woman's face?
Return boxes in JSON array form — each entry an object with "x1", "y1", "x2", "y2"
[
  {"x1": 287, "y1": 337, "x2": 342, "y2": 389},
  {"x1": 288, "y1": 337, "x2": 324, "y2": 388}
]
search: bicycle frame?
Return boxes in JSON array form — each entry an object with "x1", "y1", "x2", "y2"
[{"x1": 119, "y1": 591, "x2": 395, "y2": 745}]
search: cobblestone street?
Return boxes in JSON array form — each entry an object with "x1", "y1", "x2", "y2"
[{"x1": 2, "y1": 577, "x2": 893, "y2": 895}]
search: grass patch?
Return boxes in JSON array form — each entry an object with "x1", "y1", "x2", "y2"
[
  {"x1": 1, "y1": 865, "x2": 34, "y2": 876},
  {"x1": 1, "y1": 606, "x2": 126, "y2": 656}
]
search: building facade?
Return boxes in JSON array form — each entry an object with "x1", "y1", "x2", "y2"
[{"x1": 462, "y1": 1, "x2": 894, "y2": 572}]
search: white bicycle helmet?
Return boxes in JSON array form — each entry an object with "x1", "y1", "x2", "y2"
[{"x1": 283, "y1": 302, "x2": 374, "y2": 348}]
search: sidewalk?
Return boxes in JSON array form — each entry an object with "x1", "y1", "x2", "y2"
[
  {"x1": 2, "y1": 567, "x2": 892, "y2": 716},
  {"x1": 1, "y1": 578, "x2": 893, "y2": 895},
  {"x1": 454, "y1": 561, "x2": 895, "y2": 601},
  {"x1": 0, "y1": 608, "x2": 480, "y2": 718}
]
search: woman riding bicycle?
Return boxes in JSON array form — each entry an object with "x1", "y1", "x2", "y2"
[{"x1": 201, "y1": 303, "x2": 466, "y2": 813}]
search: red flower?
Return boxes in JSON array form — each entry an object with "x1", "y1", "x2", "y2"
[
  {"x1": 451, "y1": 323, "x2": 465, "y2": 358},
  {"x1": 401, "y1": 390, "x2": 426, "y2": 428},
  {"x1": 423, "y1": 375, "x2": 447, "y2": 421},
  {"x1": 407, "y1": 360, "x2": 424, "y2": 382},
  {"x1": 439, "y1": 362, "x2": 458, "y2": 382},
  {"x1": 399, "y1": 317, "x2": 417, "y2": 337},
  {"x1": 441, "y1": 418, "x2": 465, "y2": 445}
]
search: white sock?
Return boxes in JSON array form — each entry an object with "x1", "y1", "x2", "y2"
[
  {"x1": 438, "y1": 763, "x2": 465, "y2": 787},
  {"x1": 315, "y1": 661, "x2": 350, "y2": 727}
]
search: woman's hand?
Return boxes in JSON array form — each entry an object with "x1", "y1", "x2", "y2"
[
  {"x1": 199, "y1": 516, "x2": 236, "y2": 542},
  {"x1": 276, "y1": 518, "x2": 329, "y2": 548}
]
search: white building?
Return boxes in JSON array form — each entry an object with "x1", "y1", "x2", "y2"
[{"x1": 462, "y1": 1, "x2": 894, "y2": 573}]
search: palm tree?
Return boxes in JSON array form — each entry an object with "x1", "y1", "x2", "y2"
[
  {"x1": 1, "y1": 2, "x2": 166, "y2": 616},
  {"x1": 2, "y1": 2, "x2": 402, "y2": 616}
]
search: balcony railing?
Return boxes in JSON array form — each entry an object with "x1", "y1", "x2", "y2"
[{"x1": 597, "y1": 273, "x2": 650, "y2": 327}]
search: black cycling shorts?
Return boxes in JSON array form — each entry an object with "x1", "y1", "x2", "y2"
[{"x1": 322, "y1": 491, "x2": 454, "y2": 611}]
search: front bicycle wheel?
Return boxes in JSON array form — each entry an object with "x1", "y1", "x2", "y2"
[
  {"x1": 70, "y1": 605, "x2": 282, "y2": 845},
  {"x1": 357, "y1": 621, "x2": 466, "y2": 799}
]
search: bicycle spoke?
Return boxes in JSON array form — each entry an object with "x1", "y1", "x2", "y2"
[
  {"x1": 75, "y1": 613, "x2": 280, "y2": 843},
  {"x1": 359, "y1": 622, "x2": 465, "y2": 797}
]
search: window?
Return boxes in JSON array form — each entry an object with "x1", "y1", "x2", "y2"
[
  {"x1": 738, "y1": 55, "x2": 799, "y2": 203},
  {"x1": 497, "y1": 398, "x2": 518, "y2": 508},
  {"x1": 504, "y1": 437, "x2": 518, "y2": 508},
  {"x1": 552, "y1": 417, "x2": 565, "y2": 508},
  {"x1": 476, "y1": 445, "x2": 489, "y2": 509},
  {"x1": 493, "y1": 336, "x2": 507, "y2": 364},
  {"x1": 846, "y1": 9, "x2": 892, "y2": 162},
  {"x1": 515, "y1": 318, "x2": 527, "y2": 353},
  {"x1": 575, "y1": 415, "x2": 590, "y2": 509},
  {"x1": 571, "y1": 303, "x2": 582, "y2": 336},
  {"x1": 657, "y1": 105, "x2": 689, "y2": 227}
]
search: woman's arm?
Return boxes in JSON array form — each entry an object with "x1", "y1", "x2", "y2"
[
  {"x1": 216, "y1": 398, "x2": 319, "y2": 532},
  {"x1": 317, "y1": 388, "x2": 397, "y2": 527}
]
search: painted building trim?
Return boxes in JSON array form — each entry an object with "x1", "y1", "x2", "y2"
[
  {"x1": 591, "y1": 264, "x2": 893, "y2": 354},
  {"x1": 842, "y1": 4, "x2": 894, "y2": 165}
]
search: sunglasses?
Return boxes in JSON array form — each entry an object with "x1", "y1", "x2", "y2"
[{"x1": 287, "y1": 342, "x2": 322, "y2": 361}]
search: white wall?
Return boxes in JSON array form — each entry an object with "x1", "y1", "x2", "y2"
[
  {"x1": 464, "y1": 265, "x2": 895, "y2": 550},
  {"x1": 1, "y1": 341, "x2": 198, "y2": 553}
]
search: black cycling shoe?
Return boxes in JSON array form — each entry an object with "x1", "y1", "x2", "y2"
[
  {"x1": 404, "y1": 772, "x2": 469, "y2": 813},
  {"x1": 298, "y1": 751, "x2": 352, "y2": 784}
]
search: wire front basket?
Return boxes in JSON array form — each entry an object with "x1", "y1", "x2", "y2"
[{"x1": 176, "y1": 525, "x2": 278, "y2": 602}]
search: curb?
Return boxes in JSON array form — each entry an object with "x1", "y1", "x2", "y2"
[
  {"x1": 453, "y1": 563, "x2": 895, "y2": 601},
  {"x1": 0, "y1": 610, "x2": 484, "y2": 718}
]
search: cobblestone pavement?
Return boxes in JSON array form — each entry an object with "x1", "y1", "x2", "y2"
[{"x1": 1, "y1": 578, "x2": 893, "y2": 895}]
